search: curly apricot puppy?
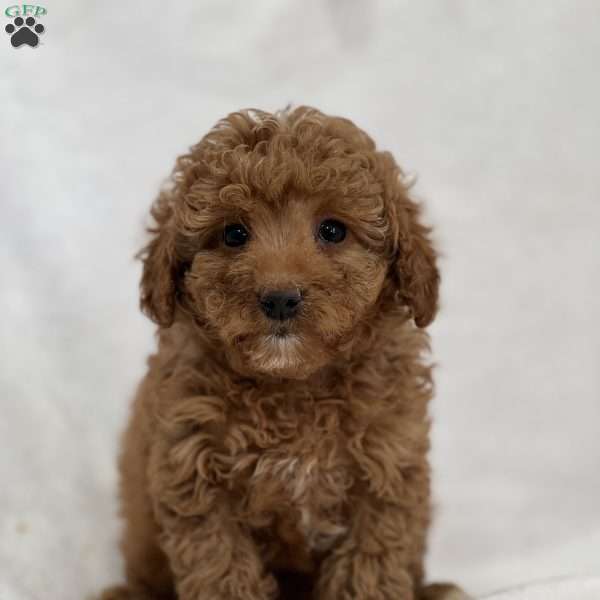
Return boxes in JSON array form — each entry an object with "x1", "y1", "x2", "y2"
[{"x1": 101, "y1": 107, "x2": 469, "y2": 600}]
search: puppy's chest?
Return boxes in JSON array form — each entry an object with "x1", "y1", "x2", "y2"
[{"x1": 214, "y1": 399, "x2": 354, "y2": 552}]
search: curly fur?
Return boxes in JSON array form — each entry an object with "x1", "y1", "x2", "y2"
[{"x1": 100, "y1": 107, "x2": 469, "y2": 600}]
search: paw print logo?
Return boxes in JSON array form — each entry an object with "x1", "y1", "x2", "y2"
[{"x1": 5, "y1": 16, "x2": 45, "y2": 48}]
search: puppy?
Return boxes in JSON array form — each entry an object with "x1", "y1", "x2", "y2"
[{"x1": 101, "y1": 107, "x2": 469, "y2": 600}]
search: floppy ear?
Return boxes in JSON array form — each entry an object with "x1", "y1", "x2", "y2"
[
  {"x1": 138, "y1": 192, "x2": 179, "y2": 328},
  {"x1": 391, "y1": 191, "x2": 440, "y2": 328}
]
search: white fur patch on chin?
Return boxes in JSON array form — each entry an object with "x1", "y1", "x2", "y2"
[{"x1": 254, "y1": 334, "x2": 301, "y2": 372}]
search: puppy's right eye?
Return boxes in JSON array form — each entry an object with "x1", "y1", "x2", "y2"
[{"x1": 223, "y1": 223, "x2": 249, "y2": 248}]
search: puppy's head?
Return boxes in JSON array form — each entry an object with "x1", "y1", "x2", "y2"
[{"x1": 140, "y1": 107, "x2": 438, "y2": 379}]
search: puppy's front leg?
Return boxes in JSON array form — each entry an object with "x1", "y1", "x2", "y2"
[
  {"x1": 148, "y1": 436, "x2": 277, "y2": 600},
  {"x1": 155, "y1": 504, "x2": 277, "y2": 600},
  {"x1": 315, "y1": 497, "x2": 421, "y2": 600}
]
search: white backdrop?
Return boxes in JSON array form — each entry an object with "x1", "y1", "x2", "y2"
[{"x1": 1, "y1": 2, "x2": 599, "y2": 599}]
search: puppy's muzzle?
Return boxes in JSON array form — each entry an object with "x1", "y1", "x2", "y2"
[{"x1": 259, "y1": 290, "x2": 302, "y2": 321}]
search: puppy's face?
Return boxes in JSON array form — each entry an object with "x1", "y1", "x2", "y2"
[
  {"x1": 139, "y1": 107, "x2": 439, "y2": 380},
  {"x1": 184, "y1": 193, "x2": 388, "y2": 379}
]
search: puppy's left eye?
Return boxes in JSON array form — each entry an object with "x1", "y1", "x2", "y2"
[
  {"x1": 318, "y1": 219, "x2": 346, "y2": 244},
  {"x1": 223, "y1": 223, "x2": 249, "y2": 247}
]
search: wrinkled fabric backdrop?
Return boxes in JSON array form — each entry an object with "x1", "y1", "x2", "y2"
[{"x1": 1, "y1": 1, "x2": 599, "y2": 599}]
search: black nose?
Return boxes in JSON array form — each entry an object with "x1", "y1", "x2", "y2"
[{"x1": 259, "y1": 290, "x2": 303, "y2": 321}]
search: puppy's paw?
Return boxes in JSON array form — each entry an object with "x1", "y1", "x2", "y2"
[{"x1": 419, "y1": 583, "x2": 473, "y2": 600}]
